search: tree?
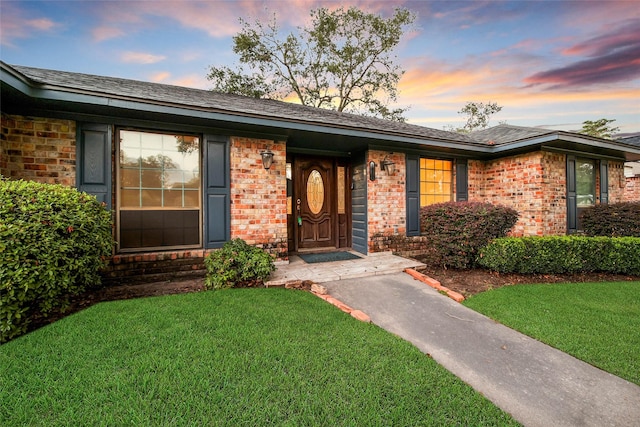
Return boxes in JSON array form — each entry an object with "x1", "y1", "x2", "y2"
[
  {"x1": 457, "y1": 101, "x2": 502, "y2": 133},
  {"x1": 579, "y1": 119, "x2": 619, "y2": 139},
  {"x1": 207, "y1": 7, "x2": 416, "y2": 121}
]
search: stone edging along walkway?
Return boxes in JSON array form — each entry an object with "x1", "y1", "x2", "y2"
[{"x1": 306, "y1": 268, "x2": 465, "y2": 323}]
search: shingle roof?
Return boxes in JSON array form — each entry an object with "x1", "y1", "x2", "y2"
[
  {"x1": 469, "y1": 124, "x2": 555, "y2": 145},
  {"x1": 618, "y1": 135, "x2": 640, "y2": 148},
  {"x1": 11, "y1": 64, "x2": 480, "y2": 145}
]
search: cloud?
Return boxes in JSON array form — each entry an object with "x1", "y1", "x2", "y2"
[
  {"x1": 121, "y1": 51, "x2": 167, "y2": 64},
  {"x1": 92, "y1": 26, "x2": 126, "y2": 42},
  {"x1": 0, "y1": 3, "x2": 60, "y2": 46},
  {"x1": 524, "y1": 20, "x2": 640, "y2": 89},
  {"x1": 147, "y1": 72, "x2": 209, "y2": 89},
  {"x1": 562, "y1": 19, "x2": 640, "y2": 56}
]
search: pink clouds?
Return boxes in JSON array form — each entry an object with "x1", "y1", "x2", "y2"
[
  {"x1": 525, "y1": 19, "x2": 640, "y2": 89},
  {"x1": 0, "y1": 3, "x2": 59, "y2": 47},
  {"x1": 121, "y1": 52, "x2": 166, "y2": 65}
]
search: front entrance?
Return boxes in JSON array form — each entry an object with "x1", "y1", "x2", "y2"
[{"x1": 288, "y1": 155, "x2": 351, "y2": 253}]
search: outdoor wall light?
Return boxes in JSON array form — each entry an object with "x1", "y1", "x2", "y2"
[
  {"x1": 369, "y1": 160, "x2": 377, "y2": 181},
  {"x1": 381, "y1": 155, "x2": 396, "y2": 175},
  {"x1": 260, "y1": 148, "x2": 275, "y2": 170}
]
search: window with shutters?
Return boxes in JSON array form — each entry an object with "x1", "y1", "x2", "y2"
[{"x1": 117, "y1": 129, "x2": 201, "y2": 250}]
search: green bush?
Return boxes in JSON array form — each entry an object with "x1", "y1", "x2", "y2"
[
  {"x1": 204, "y1": 239, "x2": 275, "y2": 290},
  {"x1": 420, "y1": 202, "x2": 519, "y2": 269},
  {"x1": 1, "y1": 179, "x2": 114, "y2": 342},
  {"x1": 580, "y1": 202, "x2": 640, "y2": 237},
  {"x1": 478, "y1": 236, "x2": 640, "y2": 275}
]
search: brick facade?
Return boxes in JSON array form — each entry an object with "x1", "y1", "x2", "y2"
[
  {"x1": 625, "y1": 176, "x2": 640, "y2": 201},
  {"x1": 1, "y1": 113, "x2": 76, "y2": 185},
  {"x1": 229, "y1": 137, "x2": 289, "y2": 260},
  {"x1": 3, "y1": 113, "x2": 637, "y2": 272},
  {"x1": 468, "y1": 152, "x2": 567, "y2": 236},
  {"x1": 366, "y1": 151, "x2": 407, "y2": 238}
]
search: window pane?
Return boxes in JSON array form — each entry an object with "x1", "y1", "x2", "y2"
[
  {"x1": 183, "y1": 190, "x2": 200, "y2": 208},
  {"x1": 121, "y1": 189, "x2": 140, "y2": 207},
  {"x1": 576, "y1": 159, "x2": 595, "y2": 207},
  {"x1": 164, "y1": 189, "x2": 183, "y2": 207},
  {"x1": 121, "y1": 168, "x2": 140, "y2": 187},
  {"x1": 420, "y1": 158, "x2": 453, "y2": 207}
]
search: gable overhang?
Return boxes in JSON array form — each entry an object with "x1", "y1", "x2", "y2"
[{"x1": 491, "y1": 133, "x2": 640, "y2": 162}]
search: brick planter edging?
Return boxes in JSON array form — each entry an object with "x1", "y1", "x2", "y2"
[{"x1": 404, "y1": 268, "x2": 465, "y2": 302}]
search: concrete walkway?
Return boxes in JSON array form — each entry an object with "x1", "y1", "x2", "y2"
[
  {"x1": 265, "y1": 251, "x2": 425, "y2": 286},
  {"x1": 323, "y1": 272, "x2": 640, "y2": 427}
]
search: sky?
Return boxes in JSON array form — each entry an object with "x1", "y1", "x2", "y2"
[{"x1": 1, "y1": 0, "x2": 639, "y2": 135}]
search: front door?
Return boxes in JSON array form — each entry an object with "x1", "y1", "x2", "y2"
[{"x1": 296, "y1": 157, "x2": 335, "y2": 249}]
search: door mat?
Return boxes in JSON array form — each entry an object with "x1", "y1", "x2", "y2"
[{"x1": 298, "y1": 251, "x2": 362, "y2": 264}]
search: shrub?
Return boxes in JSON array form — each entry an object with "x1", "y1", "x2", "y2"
[
  {"x1": 580, "y1": 202, "x2": 640, "y2": 237},
  {"x1": 1, "y1": 179, "x2": 114, "y2": 342},
  {"x1": 204, "y1": 239, "x2": 275, "y2": 290},
  {"x1": 478, "y1": 236, "x2": 640, "y2": 275},
  {"x1": 420, "y1": 202, "x2": 519, "y2": 269}
]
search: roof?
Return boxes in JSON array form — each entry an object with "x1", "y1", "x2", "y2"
[
  {"x1": 618, "y1": 135, "x2": 640, "y2": 148},
  {"x1": 9, "y1": 63, "x2": 479, "y2": 146},
  {"x1": 469, "y1": 124, "x2": 555, "y2": 145},
  {"x1": 2, "y1": 62, "x2": 640, "y2": 161}
]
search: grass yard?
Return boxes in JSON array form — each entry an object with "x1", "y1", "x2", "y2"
[
  {"x1": 463, "y1": 281, "x2": 640, "y2": 386},
  {"x1": 1, "y1": 289, "x2": 518, "y2": 426}
]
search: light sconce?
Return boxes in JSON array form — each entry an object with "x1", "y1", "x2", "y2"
[
  {"x1": 369, "y1": 161, "x2": 377, "y2": 181},
  {"x1": 260, "y1": 148, "x2": 275, "y2": 170},
  {"x1": 381, "y1": 155, "x2": 395, "y2": 175}
]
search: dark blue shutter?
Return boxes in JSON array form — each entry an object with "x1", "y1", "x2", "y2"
[
  {"x1": 567, "y1": 155, "x2": 577, "y2": 233},
  {"x1": 406, "y1": 154, "x2": 420, "y2": 236},
  {"x1": 77, "y1": 123, "x2": 111, "y2": 209},
  {"x1": 600, "y1": 160, "x2": 608, "y2": 205},
  {"x1": 351, "y1": 152, "x2": 368, "y2": 254},
  {"x1": 456, "y1": 159, "x2": 468, "y2": 202},
  {"x1": 204, "y1": 135, "x2": 230, "y2": 248}
]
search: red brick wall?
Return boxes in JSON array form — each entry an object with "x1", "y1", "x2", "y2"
[
  {"x1": 469, "y1": 152, "x2": 567, "y2": 236},
  {"x1": 607, "y1": 161, "x2": 626, "y2": 203},
  {"x1": 1, "y1": 113, "x2": 76, "y2": 185},
  {"x1": 625, "y1": 176, "x2": 640, "y2": 201},
  {"x1": 229, "y1": 137, "x2": 288, "y2": 259},
  {"x1": 367, "y1": 150, "x2": 407, "y2": 245}
]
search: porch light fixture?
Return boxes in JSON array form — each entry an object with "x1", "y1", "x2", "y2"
[
  {"x1": 260, "y1": 148, "x2": 275, "y2": 170},
  {"x1": 381, "y1": 156, "x2": 395, "y2": 175}
]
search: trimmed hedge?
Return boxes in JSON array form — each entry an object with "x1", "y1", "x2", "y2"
[
  {"x1": 1, "y1": 179, "x2": 114, "y2": 343},
  {"x1": 204, "y1": 238, "x2": 275, "y2": 290},
  {"x1": 420, "y1": 202, "x2": 519, "y2": 269},
  {"x1": 581, "y1": 202, "x2": 640, "y2": 237},
  {"x1": 478, "y1": 236, "x2": 640, "y2": 275}
]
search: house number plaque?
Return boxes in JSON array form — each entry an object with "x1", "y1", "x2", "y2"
[{"x1": 307, "y1": 170, "x2": 324, "y2": 214}]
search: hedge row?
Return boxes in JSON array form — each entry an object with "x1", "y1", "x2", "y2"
[
  {"x1": 420, "y1": 202, "x2": 519, "y2": 269},
  {"x1": 1, "y1": 179, "x2": 114, "y2": 343},
  {"x1": 581, "y1": 202, "x2": 640, "y2": 237},
  {"x1": 478, "y1": 236, "x2": 640, "y2": 275}
]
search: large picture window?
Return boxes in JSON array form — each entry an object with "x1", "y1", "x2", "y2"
[
  {"x1": 118, "y1": 129, "x2": 201, "y2": 250},
  {"x1": 420, "y1": 158, "x2": 452, "y2": 206}
]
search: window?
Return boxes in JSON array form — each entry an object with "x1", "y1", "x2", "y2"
[
  {"x1": 576, "y1": 159, "x2": 595, "y2": 207},
  {"x1": 420, "y1": 158, "x2": 452, "y2": 206},
  {"x1": 118, "y1": 129, "x2": 201, "y2": 250}
]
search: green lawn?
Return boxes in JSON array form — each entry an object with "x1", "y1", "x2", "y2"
[
  {"x1": 463, "y1": 281, "x2": 640, "y2": 385},
  {"x1": 1, "y1": 289, "x2": 518, "y2": 426}
]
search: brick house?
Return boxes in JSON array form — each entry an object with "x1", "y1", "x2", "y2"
[{"x1": 2, "y1": 62, "x2": 640, "y2": 277}]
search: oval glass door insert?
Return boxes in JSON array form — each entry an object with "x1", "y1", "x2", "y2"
[{"x1": 307, "y1": 170, "x2": 324, "y2": 214}]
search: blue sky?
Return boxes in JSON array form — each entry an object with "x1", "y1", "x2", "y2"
[{"x1": 1, "y1": 0, "x2": 639, "y2": 135}]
